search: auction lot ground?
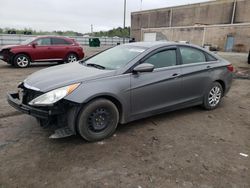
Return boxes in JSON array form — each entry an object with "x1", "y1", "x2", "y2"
[{"x1": 0, "y1": 47, "x2": 249, "y2": 188}]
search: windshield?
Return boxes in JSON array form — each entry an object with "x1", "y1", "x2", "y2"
[
  {"x1": 84, "y1": 45, "x2": 146, "y2": 70},
  {"x1": 20, "y1": 37, "x2": 36, "y2": 45}
]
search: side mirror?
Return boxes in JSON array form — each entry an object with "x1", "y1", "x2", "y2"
[
  {"x1": 32, "y1": 42, "x2": 37, "y2": 48},
  {"x1": 133, "y1": 63, "x2": 154, "y2": 73}
]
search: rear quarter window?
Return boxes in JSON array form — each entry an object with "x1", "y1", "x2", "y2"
[{"x1": 205, "y1": 53, "x2": 218, "y2": 61}]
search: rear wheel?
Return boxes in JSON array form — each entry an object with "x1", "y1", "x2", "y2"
[
  {"x1": 65, "y1": 53, "x2": 78, "y2": 63},
  {"x1": 77, "y1": 99, "x2": 119, "y2": 142},
  {"x1": 203, "y1": 82, "x2": 223, "y2": 110},
  {"x1": 14, "y1": 54, "x2": 30, "y2": 68}
]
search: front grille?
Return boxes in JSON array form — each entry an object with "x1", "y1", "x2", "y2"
[{"x1": 22, "y1": 88, "x2": 43, "y2": 105}]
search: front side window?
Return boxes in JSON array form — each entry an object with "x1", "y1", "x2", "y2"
[
  {"x1": 180, "y1": 47, "x2": 206, "y2": 64},
  {"x1": 52, "y1": 38, "x2": 71, "y2": 45},
  {"x1": 36, "y1": 38, "x2": 51, "y2": 46},
  {"x1": 144, "y1": 49, "x2": 177, "y2": 69}
]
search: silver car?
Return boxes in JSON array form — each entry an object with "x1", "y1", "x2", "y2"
[{"x1": 7, "y1": 42, "x2": 233, "y2": 141}]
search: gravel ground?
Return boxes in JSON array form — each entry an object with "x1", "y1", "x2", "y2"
[{"x1": 0, "y1": 49, "x2": 249, "y2": 188}]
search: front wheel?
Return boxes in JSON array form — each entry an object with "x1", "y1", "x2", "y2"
[
  {"x1": 203, "y1": 82, "x2": 223, "y2": 110},
  {"x1": 77, "y1": 99, "x2": 119, "y2": 142},
  {"x1": 14, "y1": 54, "x2": 30, "y2": 68}
]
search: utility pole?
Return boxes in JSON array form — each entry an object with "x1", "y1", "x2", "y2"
[
  {"x1": 91, "y1": 24, "x2": 93, "y2": 36},
  {"x1": 123, "y1": 0, "x2": 127, "y2": 43},
  {"x1": 231, "y1": 0, "x2": 237, "y2": 24}
]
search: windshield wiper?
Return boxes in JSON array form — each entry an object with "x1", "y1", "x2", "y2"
[{"x1": 86, "y1": 63, "x2": 106, "y2": 70}]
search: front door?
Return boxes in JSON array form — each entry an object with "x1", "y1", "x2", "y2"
[
  {"x1": 31, "y1": 37, "x2": 53, "y2": 60},
  {"x1": 131, "y1": 48, "x2": 182, "y2": 117}
]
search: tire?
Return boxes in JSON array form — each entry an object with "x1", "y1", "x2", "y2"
[
  {"x1": 203, "y1": 82, "x2": 223, "y2": 110},
  {"x1": 65, "y1": 53, "x2": 78, "y2": 63},
  {"x1": 14, "y1": 54, "x2": 30, "y2": 68},
  {"x1": 77, "y1": 99, "x2": 119, "y2": 142}
]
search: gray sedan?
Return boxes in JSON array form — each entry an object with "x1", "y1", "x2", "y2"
[{"x1": 7, "y1": 42, "x2": 233, "y2": 141}]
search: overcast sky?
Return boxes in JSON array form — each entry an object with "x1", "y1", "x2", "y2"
[{"x1": 0, "y1": 0, "x2": 211, "y2": 33}]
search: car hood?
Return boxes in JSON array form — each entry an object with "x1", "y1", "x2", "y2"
[
  {"x1": 24, "y1": 62, "x2": 116, "y2": 92},
  {"x1": 0, "y1": 45, "x2": 23, "y2": 50}
]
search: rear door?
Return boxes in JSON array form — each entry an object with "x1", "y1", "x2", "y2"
[
  {"x1": 51, "y1": 38, "x2": 72, "y2": 59},
  {"x1": 178, "y1": 46, "x2": 217, "y2": 103},
  {"x1": 131, "y1": 47, "x2": 182, "y2": 117}
]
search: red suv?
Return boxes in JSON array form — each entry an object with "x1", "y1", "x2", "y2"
[{"x1": 0, "y1": 36, "x2": 84, "y2": 68}]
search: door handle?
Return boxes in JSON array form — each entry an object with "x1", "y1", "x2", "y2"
[
  {"x1": 206, "y1": 65, "x2": 211, "y2": 69},
  {"x1": 172, "y1": 73, "x2": 180, "y2": 77}
]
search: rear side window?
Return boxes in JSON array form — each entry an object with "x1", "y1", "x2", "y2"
[
  {"x1": 52, "y1": 38, "x2": 72, "y2": 45},
  {"x1": 180, "y1": 47, "x2": 206, "y2": 64},
  {"x1": 144, "y1": 49, "x2": 177, "y2": 69},
  {"x1": 206, "y1": 53, "x2": 217, "y2": 61},
  {"x1": 36, "y1": 38, "x2": 51, "y2": 46}
]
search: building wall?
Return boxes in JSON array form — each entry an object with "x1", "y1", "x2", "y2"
[
  {"x1": 141, "y1": 24, "x2": 250, "y2": 52},
  {"x1": 235, "y1": 0, "x2": 250, "y2": 23},
  {"x1": 131, "y1": 0, "x2": 250, "y2": 50}
]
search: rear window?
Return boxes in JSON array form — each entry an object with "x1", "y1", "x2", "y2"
[{"x1": 52, "y1": 38, "x2": 72, "y2": 45}]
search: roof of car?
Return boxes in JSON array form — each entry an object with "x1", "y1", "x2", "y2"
[
  {"x1": 36, "y1": 35, "x2": 70, "y2": 39},
  {"x1": 123, "y1": 41, "x2": 220, "y2": 59},
  {"x1": 125, "y1": 41, "x2": 213, "y2": 52},
  {"x1": 124, "y1": 41, "x2": 177, "y2": 48}
]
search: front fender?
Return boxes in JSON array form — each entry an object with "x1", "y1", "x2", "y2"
[
  {"x1": 64, "y1": 75, "x2": 131, "y2": 123},
  {"x1": 10, "y1": 47, "x2": 34, "y2": 61}
]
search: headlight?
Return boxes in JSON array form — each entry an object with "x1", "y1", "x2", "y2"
[{"x1": 29, "y1": 83, "x2": 80, "y2": 106}]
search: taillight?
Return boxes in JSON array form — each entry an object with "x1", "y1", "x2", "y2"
[{"x1": 227, "y1": 64, "x2": 234, "y2": 72}]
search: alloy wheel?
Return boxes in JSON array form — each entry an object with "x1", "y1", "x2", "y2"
[
  {"x1": 16, "y1": 56, "x2": 29, "y2": 67},
  {"x1": 208, "y1": 86, "x2": 222, "y2": 107}
]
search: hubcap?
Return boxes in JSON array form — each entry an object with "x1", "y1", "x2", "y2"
[
  {"x1": 88, "y1": 108, "x2": 111, "y2": 133},
  {"x1": 17, "y1": 56, "x2": 29, "y2": 67},
  {"x1": 208, "y1": 86, "x2": 222, "y2": 107},
  {"x1": 68, "y1": 55, "x2": 77, "y2": 63}
]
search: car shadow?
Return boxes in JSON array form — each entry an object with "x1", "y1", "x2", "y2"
[
  {"x1": 116, "y1": 106, "x2": 202, "y2": 134},
  {"x1": 50, "y1": 105, "x2": 204, "y2": 145},
  {"x1": 0, "y1": 62, "x2": 59, "y2": 69}
]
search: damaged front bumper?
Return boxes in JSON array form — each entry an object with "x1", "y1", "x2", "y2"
[
  {"x1": 0, "y1": 50, "x2": 14, "y2": 64},
  {"x1": 7, "y1": 92, "x2": 63, "y2": 119},
  {"x1": 7, "y1": 92, "x2": 80, "y2": 138}
]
